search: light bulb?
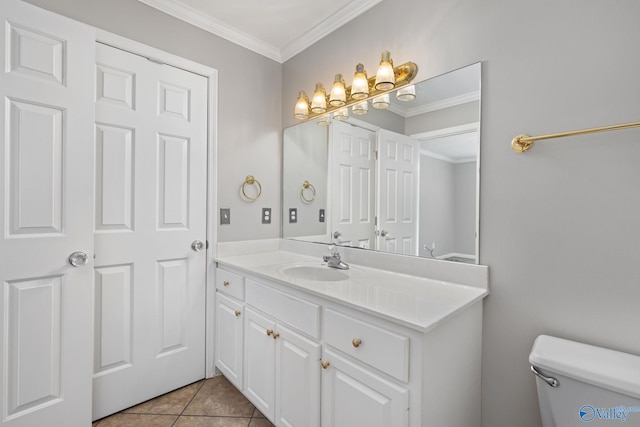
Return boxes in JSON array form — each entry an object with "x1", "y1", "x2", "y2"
[
  {"x1": 294, "y1": 90, "x2": 309, "y2": 120},
  {"x1": 351, "y1": 63, "x2": 369, "y2": 100},
  {"x1": 310, "y1": 83, "x2": 327, "y2": 114},
  {"x1": 329, "y1": 74, "x2": 346, "y2": 107},
  {"x1": 375, "y1": 51, "x2": 395, "y2": 91}
]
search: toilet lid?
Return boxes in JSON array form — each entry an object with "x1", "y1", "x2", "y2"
[{"x1": 529, "y1": 335, "x2": 640, "y2": 400}]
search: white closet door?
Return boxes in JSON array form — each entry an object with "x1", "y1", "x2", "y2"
[
  {"x1": 0, "y1": 1, "x2": 95, "y2": 426},
  {"x1": 376, "y1": 129, "x2": 419, "y2": 255},
  {"x1": 329, "y1": 120, "x2": 376, "y2": 249},
  {"x1": 92, "y1": 43, "x2": 208, "y2": 420}
]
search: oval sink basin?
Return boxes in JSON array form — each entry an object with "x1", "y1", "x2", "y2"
[{"x1": 280, "y1": 265, "x2": 349, "y2": 282}]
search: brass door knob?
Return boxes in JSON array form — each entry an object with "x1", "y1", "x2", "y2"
[
  {"x1": 223, "y1": 281, "x2": 230, "y2": 286},
  {"x1": 321, "y1": 360, "x2": 330, "y2": 369},
  {"x1": 272, "y1": 332, "x2": 280, "y2": 339},
  {"x1": 352, "y1": 338, "x2": 362, "y2": 348},
  {"x1": 234, "y1": 310, "x2": 241, "y2": 317},
  {"x1": 266, "y1": 329, "x2": 273, "y2": 336}
]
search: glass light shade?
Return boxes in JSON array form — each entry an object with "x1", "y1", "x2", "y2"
[
  {"x1": 317, "y1": 116, "x2": 331, "y2": 126},
  {"x1": 375, "y1": 51, "x2": 395, "y2": 91},
  {"x1": 333, "y1": 108, "x2": 349, "y2": 121},
  {"x1": 352, "y1": 100, "x2": 368, "y2": 115},
  {"x1": 372, "y1": 94, "x2": 390, "y2": 109},
  {"x1": 294, "y1": 90, "x2": 309, "y2": 119},
  {"x1": 396, "y1": 84, "x2": 416, "y2": 101},
  {"x1": 310, "y1": 83, "x2": 327, "y2": 113},
  {"x1": 351, "y1": 63, "x2": 369, "y2": 100},
  {"x1": 329, "y1": 74, "x2": 346, "y2": 107}
]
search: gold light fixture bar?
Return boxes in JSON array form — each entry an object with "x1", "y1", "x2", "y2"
[
  {"x1": 512, "y1": 121, "x2": 640, "y2": 153},
  {"x1": 299, "y1": 62, "x2": 418, "y2": 122}
]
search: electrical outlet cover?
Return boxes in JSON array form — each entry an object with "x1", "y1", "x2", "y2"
[{"x1": 220, "y1": 208, "x2": 231, "y2": 225}]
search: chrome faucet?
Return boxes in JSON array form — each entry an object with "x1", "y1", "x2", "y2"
[{"x1": 323, "y1": 245, "x2": 349, "y2": 270}]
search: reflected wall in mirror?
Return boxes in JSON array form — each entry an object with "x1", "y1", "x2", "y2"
[{"x1": 282, "y1": 62, "x2": 481, "y2": 263}]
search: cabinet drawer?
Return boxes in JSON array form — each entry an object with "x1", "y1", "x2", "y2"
[
  {"x1": 323, "y1": 308, "x2": 409, "y2": 382},
  {"x1": 246, "y1": 279, "x2": 320, "y2": 339},
  {"x1": 216, "y1": 267, "x2": 245, "y2": 300}
]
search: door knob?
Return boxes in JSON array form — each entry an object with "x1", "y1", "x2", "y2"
[
  {"x1": 380, "y1": 230, "x2": 389, "y2": 237},
  {"x1": 191, "y1": 240, "x2": 205, "y2": 252},
  {"x1": 68, "y1": 251, "x2": 88, "y2": 267}
]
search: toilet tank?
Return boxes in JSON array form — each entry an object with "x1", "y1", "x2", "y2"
[{"x1": 529, "y1": 335, "x2": 640, "y2": 427}]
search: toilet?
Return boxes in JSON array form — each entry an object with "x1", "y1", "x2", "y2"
[{"x1": 529, "y1": 335, "x2": 640, "y2": 426}]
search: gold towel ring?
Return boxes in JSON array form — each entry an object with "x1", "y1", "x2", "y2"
[
  {"x1": 300, "y1": 180, "x2": 316, "y2": 203},
  {"x1": 241, "y1": 175, "x2": 262, "y2": 202}
]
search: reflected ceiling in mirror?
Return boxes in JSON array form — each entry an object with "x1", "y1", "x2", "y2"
[{"x1": 282, "y1": 62, "x2": 481, "y2": 264}]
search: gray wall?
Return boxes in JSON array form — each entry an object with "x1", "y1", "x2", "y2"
[
  {"x1": 284, "y1": 1, "x2": 640, "y2": 426},
  {"x1": 406, "y1": 100, "x2": 480, "y2": 135},
  {"x1": 453, "y1": 161, "x2": 477, "y2": 256},
  {"x1": 419, "y1": 155, "x2": 455, "y2": 257},
  {"x1": 282, "y1": 122, "x2": 328, "y2": 238},
  {"x1": 25, "y1": 0, "x2": 283, "y2": 243}
]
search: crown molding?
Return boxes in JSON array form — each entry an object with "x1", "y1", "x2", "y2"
[
  {"x1": 137, "y1": 0, "x2": 382, "y2": 63},
  {"x1": 405, "y1": 90, "x2": 480, "y2": 117},
  {"x1": 137, "y1": 0, "x2": 282, "y2": 62},
  {"x1": 280, "y1": 0, "x2": 384, "y2": 62}
]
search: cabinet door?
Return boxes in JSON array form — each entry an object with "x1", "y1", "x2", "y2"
[
  {"x1": 321, "y1": 348, "x2": 409, "y2": 427},
  {"x1": 215, "y1": 293, "x2": 244, "y2": 389},
  {"x1": 275, "y1": 324, "x2": 321, "y2": 427},
  {"x1": 244, "y1": 308, "x2": 276, "y2": 420}
]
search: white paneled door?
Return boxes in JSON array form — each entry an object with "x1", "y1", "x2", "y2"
[
  {"x1": 0, "y1": 1, "x2": 95, "y2": 426},
  {"x1": 329, "y1": 121, "x2": 376, "y2": 249},
  {"x1": 376, "y1": 129, "x2": 419, "y2": 255},
  {"x1": 92, "y1": 44, "x2": 208, "y2": 419}
]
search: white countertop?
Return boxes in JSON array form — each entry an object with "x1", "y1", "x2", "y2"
[{"x1": 215, "y1": 250, "x2": 488, "y2": 332}]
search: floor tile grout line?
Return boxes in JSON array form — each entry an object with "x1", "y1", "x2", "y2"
[{"x1": 170, "y1": 378, "x2": 207, "y2": 426}]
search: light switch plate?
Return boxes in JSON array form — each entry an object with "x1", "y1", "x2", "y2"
[
  {"x1": 262, "y1": 208, "x2": 271, "y2": 224},
  {"x1": 220, "y1": 208, "x2": 231, "y2": 225},
  {"x1": 319, "y1": 209, "x2": 325, "y2": 223}
]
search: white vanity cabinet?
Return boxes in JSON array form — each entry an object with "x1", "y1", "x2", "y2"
[
  {"x1": 321, "y1": 347, "x2": 409, "y2": 427},
  {"x1": 243, "y1": 279, "x2": 322, "y2": 426},
  {"x1": 214, "y1": 268, "x2": 245, "y2": 390},
  {"x1": 214, "y1": 260, "x2": 484, "y2": 427},
  {"x1": 320, "y1": 308, "x2": 410, "y2": 427}
]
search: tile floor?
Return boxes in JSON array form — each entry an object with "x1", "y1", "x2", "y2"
[{"x1": 92, "y1": 375, "x2": 275, "y2": 427}]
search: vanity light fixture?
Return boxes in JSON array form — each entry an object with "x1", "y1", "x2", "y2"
[
  {"x1": 352, "y1": 100, "x2": 368, "y2": 115},
  {"x1": 310, "y1": 83, "x2": 327, "y2": 113},
  {"x1": 351, "y1": 63, "x2": 369, "y2": 100},
  {"x1": 329, "y1": 74, "x2": 347, "y2": 107},
  {"x1": 333, "y1": 107, "x2": 349, "y2": 121},
  {"x1": 293, "y1": 52, "x2": 418, "y2": 123},
  {"x1": 396, "y1": 84, "x2": 416, "y2": 101},
  {"x1": 317, "y1": 116, "x2": 331, "y2": 126},
  {"x1": 294, "y1": 91, "x2": 309, "y2": 119},
  {"x1": 374, "y1": 51, "x2": 395, "y2": 90},
  {"x1": 372, "y1": 93, "x2": 390, "y2": 109}
]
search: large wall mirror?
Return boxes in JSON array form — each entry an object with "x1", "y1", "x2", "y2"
[{"x1": 283, "y1": 62, "x2": 481, "y2": 263}]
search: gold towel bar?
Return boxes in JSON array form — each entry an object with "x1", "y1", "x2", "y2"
[{"x1": 512, "y1": 120, "x2": 640, "y2": 153}]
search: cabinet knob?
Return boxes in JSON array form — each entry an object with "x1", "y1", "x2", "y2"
[
  {"x1": 272, "y1": 332, "x2": 280, "y2": 340},
  {"x1": 352, "y1": 338, "x2": 362, "y2": 348},
  {"x1": 234, "y1": 310, "x2": 241, "y2": 317},
  {"x1": 321, "y1": 360, "x2": 330, "y2": 369},
  {"x1": 266, "y1": 329, "x2": 273, "y2": 336},
  {"x1": 223, "y1": 281, "x2": 230, "y2": 286}
]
